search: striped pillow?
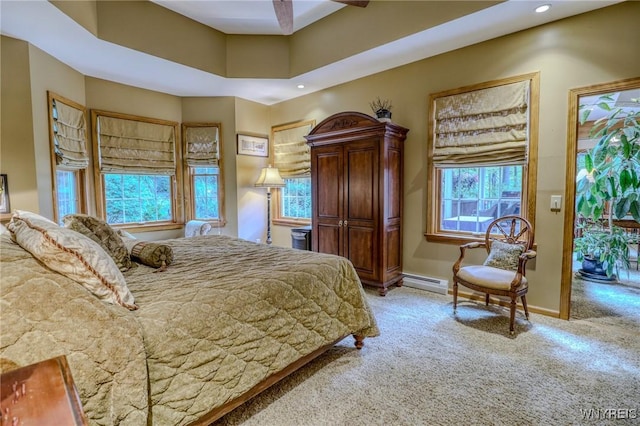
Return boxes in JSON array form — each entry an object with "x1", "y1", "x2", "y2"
[{"x1": 7, "y1": 211, "x2": 137, "y2": 310}]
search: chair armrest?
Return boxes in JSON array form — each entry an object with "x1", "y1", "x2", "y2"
[
  {"x1": 461, "y1": 241, "x2": 485, "y2": 250},
  {"x1": 453, "y1": 241, "x2": 486, "y2": 273},
  {"x1": 515, "y1": 250, "x2": 537, "y2": 277}
]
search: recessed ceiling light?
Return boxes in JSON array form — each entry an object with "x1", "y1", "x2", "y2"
[
  {"x1": 297, "y1": 84, "x2": 305, "y2": 89},
  {"x1": 535, "y1": 4, "x2": 551, "y2": 13}
]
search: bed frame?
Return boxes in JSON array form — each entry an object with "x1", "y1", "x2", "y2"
[{"x1": 189, "y1": 334, "x2": 364, "y2": 425}]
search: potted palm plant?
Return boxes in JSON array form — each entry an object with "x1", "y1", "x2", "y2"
[{"x1": 574, "y1": 93, "x2": 640, "y2": 278}]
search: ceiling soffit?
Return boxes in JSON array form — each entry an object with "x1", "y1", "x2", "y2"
[{"x1": 61, "y1": 0, "x2": 501, "y2": 80}]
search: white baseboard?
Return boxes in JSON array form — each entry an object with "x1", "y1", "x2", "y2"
[{"x1": 403, "y1": 274, "x2": 449, "y2": 295}]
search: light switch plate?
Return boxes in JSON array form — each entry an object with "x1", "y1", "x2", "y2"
[{"x1": 551, "y1": 195, "x2": 562, "y2": 211}]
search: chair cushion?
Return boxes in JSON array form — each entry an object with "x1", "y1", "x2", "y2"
[
  {"x1": 483, "y1": 240, "x2": 524, "y2": 271},
  {"x1": 457, "y1": 265, "x2": 527, "y2": 290}
]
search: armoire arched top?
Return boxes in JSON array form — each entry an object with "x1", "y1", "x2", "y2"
[{"x1": 305, "y1": 111, "x2": 408, "y2": 147}]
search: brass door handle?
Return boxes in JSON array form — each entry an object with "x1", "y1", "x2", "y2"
[
  {"x1": 343, "y1": 220, "x2": 348, "y2": 227},
  {"x1": 338, "y1": 220, "x2": 343, "y2": 227}
]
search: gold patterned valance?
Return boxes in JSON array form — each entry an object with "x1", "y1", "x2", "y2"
[
  {"x1": 97, "y1": 115, "x2": 176, "y2": 175},
  {"x1": 52, "y1": 99, "x2": 89, "y2": 170},
  {"x1": 433, "y1": 80, "x2": 529, "y2": 167},
  {"x1": 273, "y1": 120, "x2": 314, "y2": 178},
  {"x1": 184, "y1": 126, "x2": 219, "y2": 167}
]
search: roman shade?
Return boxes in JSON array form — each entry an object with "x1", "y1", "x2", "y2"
[
  {"x1": 184, "y1": 126, "x2": 219, "y2": 166},
  {"x1": 97, "y1": 115, "x2": 176, "y2": 175},
  {"x1": 432, "y1": 80, "x2": 530, "y2": 167},
  {"x1": 52, "y1": 99, "x2": 89, "y2": 170},
  {"x1": 273, "y1": 122, "x2": 314, "y2": 178}
]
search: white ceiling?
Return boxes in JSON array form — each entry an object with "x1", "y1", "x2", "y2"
[
  {"x1": 152, "y1": 0, "x2": 347, "y2": 35},
  {"x1": 0, "y1": 0, "x2": 624, "y2": 105}
]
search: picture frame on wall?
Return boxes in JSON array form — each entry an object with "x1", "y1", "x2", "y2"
[
  {"x1": 237, "y1": 134, "x2": 269, "y2": 157},
  {"x1": 0, "y1": 174, "x2": 10, "y2": 214}
]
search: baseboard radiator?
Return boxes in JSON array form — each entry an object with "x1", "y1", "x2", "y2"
[{"x1": 403, "y1": 274, "x2": 449, "y2": 295}]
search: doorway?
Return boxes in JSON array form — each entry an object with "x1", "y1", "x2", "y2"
[{"x1": 560, "y1": 77, "x2": 640, "y2": 322}]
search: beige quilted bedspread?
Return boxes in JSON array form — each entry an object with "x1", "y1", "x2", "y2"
[
  {"x1": 0, "y1": 233, "x2": 378, "y2": 426},
  {"x1": 125, "y1": 235, "x2": 379, "y2": 425},
  {"x1": 0, "y1": 233, "x2": 149, "y2": 425}
]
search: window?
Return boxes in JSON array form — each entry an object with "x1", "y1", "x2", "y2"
[
  {"x1": 281, "y1": 177, "x2": 311, "y2": 219},
  {"x1": 56, "y1": 169, "x2": 81, "y2": 220},
  {"x1": 183, "y1": 123, "x2": 225, "y2": 225},
  {"x1": 92, "y1": 110, "x2": 182, "y2": 229},
  {"x1": 272, "y1": 120, "x2": 315, "y2": 225},
  {"x1": 104, "y1": 174, "x2": 172, "y2": 224},
  {"x1": 192, "y1": 167, "x2": 220, "y2": 220},
  {"x1": 47, "y1": 92, "x2": 88, "y2": 223},
  {"x1": 426, "y1": 73, "x2": 539, "y2": 242},
  {"x1": 440, "y1": 166, "x2": 522, "y2": 233}
]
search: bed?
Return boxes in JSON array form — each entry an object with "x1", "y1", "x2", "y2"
[{"x1": 0, "y1": 212, "x2": 379, "y2": 425}]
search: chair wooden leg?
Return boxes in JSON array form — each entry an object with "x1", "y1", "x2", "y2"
[
  {"x1": 509, "y1": 296, "x2": 517, "y2": 335},
  {"x1": 521, "y1": 295, "x2": 530, "y2": 320},
  {"x1": 453, "y1": 281, "x2": 458, "y2": 312},
  {"x1": 485, "y1": 293, "x2": 490, "y2": 306}
]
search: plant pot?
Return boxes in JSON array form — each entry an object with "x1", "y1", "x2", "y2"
[
  {"x1": 579, "y1": 256, "x2": 617, "y2": 282},
  {"x1": 581, "y1": 257, "x2": 606, "y2": 275},
  {"x1": 375, "y1": 109, "x2": 392, "y2": 121}
]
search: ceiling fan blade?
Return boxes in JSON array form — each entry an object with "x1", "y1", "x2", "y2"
[
  {"x1": 332, "y1": 0, "x2": 369, "y2": 7},
  {"x1": 272, "y1": 0, "x2": 294, "y2": 35}
]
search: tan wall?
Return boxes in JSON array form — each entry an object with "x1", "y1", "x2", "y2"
[
  {"x1": 1, "y1": 37, "x2": 38, "y2": 216},
  {"x1": 182, "y1": 96, "x2": 239, "y2": 237},
  {"x1": 51, "y1": 0, "x2": 98, "y2": 36},
  {"x1": 269, "y1": 2, "x2": 640, "y2": 313},
  {"x1": 28, "y1": 44, "x2": 87, "y2": 220},
  {"x1": 0, "y1": 37, "x2": 85, "y2": 220},
  {"x1": 234, "y1": 99, "x2": 270, "y2": 243},
  {"x1": 95, "y1": 1, "x2": 226, "y2": 76}
]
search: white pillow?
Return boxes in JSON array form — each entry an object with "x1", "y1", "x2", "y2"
[{"x1": 7, "y1": 211, "x2": 137, "y2": 310}]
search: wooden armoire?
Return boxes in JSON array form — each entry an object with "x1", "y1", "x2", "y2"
[{"x1": 305, "y1": 112, "x2": 409, "y2": 295}]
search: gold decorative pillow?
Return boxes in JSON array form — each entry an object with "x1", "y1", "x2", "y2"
[
  {"x1": 116, "y1": 228, "x2": 137, "y2": 240},
  {"x1": 483, "y1": 240, "x2": 524, "y2": 271},
  {"x1": 7, "y1": 211, "x2": 137, "y2": 310},
  {"x1": 62, "y1": 214, "x2": 134, "y2": 271},
  {"x1": 123, "y1": 240, "x2": 173, "y2": 269}
]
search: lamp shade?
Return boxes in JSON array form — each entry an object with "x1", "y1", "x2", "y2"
[{"x1": 255, "y1": 166, "x2": 286, "y2": 188}]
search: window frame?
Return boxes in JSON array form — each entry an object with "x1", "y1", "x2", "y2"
[
  {"x1": 274, "y1": 176, "x2": 312, "y2": 226},
  {"x1": 47, "y1": 91, "x2": 88, "y2": 224},
  {"x1": 182, "y1": 121, "x2": 225, "y2": 227},
  {"x1": 425, "y1": 73, "x2": 539, "y2": 244},
  {"x1": 271, "y1": 119, "x2": 315, "y2": 227},
  {"x1": 91, "y1": 109, "x2": 183, "y2": 232},
  {"x1": 54, "y1": 168, "x2": 85, "y2": 223}
]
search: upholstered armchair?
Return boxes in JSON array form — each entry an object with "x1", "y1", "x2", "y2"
[
  {"x1": 184, "y1": 220, "x2": 212, "y2": 238},
  {"x1": 452, "y1": 215, "x2": 536, "y2": 335}
]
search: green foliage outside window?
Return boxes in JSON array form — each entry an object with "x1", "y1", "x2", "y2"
[
  {"x1": 441, "y1": 166, "x2": 523, "y2": 232},
  {"x1": 282, "y1": 177, "x2": 311, "y2": 219},
  {"x1": 193, "y1": 167, "x2": 219, "y2": 220},
  {"x1": 105, "y1": 174, "x2": 172, "y2": 224}
]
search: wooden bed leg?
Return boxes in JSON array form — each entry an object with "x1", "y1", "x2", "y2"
[{"x1": 353, "y1": 334, "x2": 365, "y2": 350}]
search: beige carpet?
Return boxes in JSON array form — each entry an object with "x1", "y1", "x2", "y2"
[
  {"x1": 571, "y1": 273, "x2": 640, "y2": 329},
  {"x1": 215, "y1": 287, "x2": 639, "y2": 425}
]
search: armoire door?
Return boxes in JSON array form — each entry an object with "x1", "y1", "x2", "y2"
[
  {"x1": 344, "y1": 140, "x2": 379, "y2": 282},
  {"x1": 311, "y1": 144, "x2": 343, "y2": 256}
]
